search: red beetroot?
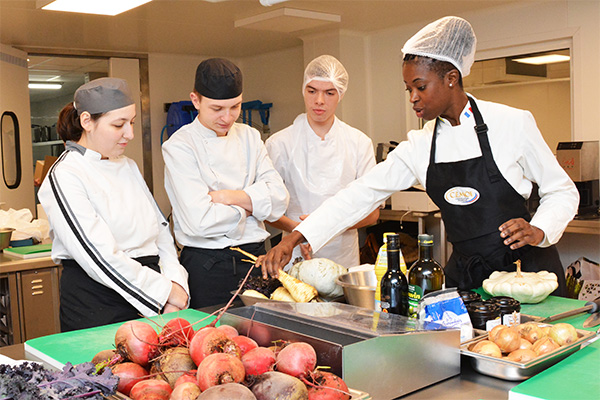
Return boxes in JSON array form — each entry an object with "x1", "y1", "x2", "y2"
[
  {"x1": 150, "y1": 346, "x2": 196, "y2": 388},
  {"x1": 306, "y1": 371, "x2": 351, "y2": 400},
  {"x1": 216, "y1": 324, "x2": 239, "y2": 339},
  {"x1": 242, "y1": 347, "x2": 276, "y2": 376},
  {"x1": 170, "y1": 381, "x2": 201, "y2": 400},
  {"x1": 159, "y1": 317, "x2": 195, "y2": 347},
  {"x1": 189, "y1": 329, "x2": 241, "y2": 366},
  {"x1": 129, "y1": 379, "x2": 172, "y2": 400},
  {"x1": 174, "y1": 370, "x2": 197, "y2": 387},
  {"x1": 233, "y1": 335, "x2": 259, "y2": 356},
  {"x1": 276, "y1": 342, "x2": 317, "y2": 378},
  {"x1": 115, "y1": 321, "x2": 159, "y2": 367},
  {"x1": 196, "y1": 353, "x2": 245, "y2": 391},
  {"x1": 111, "y1": 362, "x2": 148, "y2": 396}
]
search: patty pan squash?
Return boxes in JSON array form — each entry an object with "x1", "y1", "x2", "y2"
[{"x1": 482, "y1": 260, "x2": 558, "y2": 304}]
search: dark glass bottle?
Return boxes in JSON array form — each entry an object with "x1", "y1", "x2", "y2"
[
  {"x1": 407, "y1": 234, "x2": 445, "y2": 318},
  {"x1": 380, "y1": 233, "x2": 408, "y2": 316}
]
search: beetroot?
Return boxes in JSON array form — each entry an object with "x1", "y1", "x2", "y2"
[
  {"x1": 111, "y1": 362, "x2": 148, "y2": 396},
  {"x1": 189, "y1": 329, "x2": 241, "y2": 366},
  {"x1": 91, "y1": 349, "x2": 116, "y2": 365},
  {"x1": 174, "y1": 370, "x2": 197, "y2": 387},
  {"x1": 159, "y1": 317, "x2": 195, "y2": 347},
  {"x1": 150, "y1": 346, "x2": 195, "y2": 388},
  {"x1": 216, "y1": 324, "x2": 239, "y2": 339},
  {"x1": 197, "y1": 382, "x2": 257, "y2": 400},
  {"x1": 170, "y1": 381, "x2": 200, "y2": 400},
  {"x1": 196, "y1": 353, "x2": 246, "y2": 391},
  {"x1": 233, "y1": 335, "x2": 259, "y2": 356},
  {"x1": 276, "y1": 342, "x2": 317, "y2": 378},
  {"x1": 242, "y1": 347, "x2": 276, "y2": 376},
  {"x1": 129, "y1": 379, "x2": 172, "y2": 400},
  {"x1": 306, "y1": 371, "x2": 351, "y2": 400},
  {"x1": 251, "y1": 371, "x2": 308, "y2": 400},
  {"x1": 115, "y1": 320, "x2": 159, "y2": 367}
]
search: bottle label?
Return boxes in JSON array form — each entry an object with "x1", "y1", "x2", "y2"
[
  {"x1": 502, "y1": 311, "x2": 521, "y2": 327},
  {"x1": 408, "y1": 284, "x2": 423, "y2": 318},
  {"x1": 374, "y1": 245, "x2": 388, "y2": 312},
  {"x1": 485, "y1": 317, "x2": 501, "y2": 331}
]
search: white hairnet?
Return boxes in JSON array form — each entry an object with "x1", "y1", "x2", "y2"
[
  {"x1": 401, "y1": 16, "x2": 476, "y2": 77},
  {"x1": 302, "y1": 55, "x2": 349, "y2": 99}
]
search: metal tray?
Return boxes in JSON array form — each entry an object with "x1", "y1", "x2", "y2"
[
  {"x1": 460, "y1": 323, "x2": 597, "y2": 381},
  {"x1": 233, "y1": 291, "x2": 344, "y2": 307}
]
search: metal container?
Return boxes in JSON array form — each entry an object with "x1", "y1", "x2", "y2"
[
  {"x1": 335, "y1": 270, "x2": 376, "y2": 309},
  {"x1": 460, "y1": 323, "x2": 598, "y2": 381},
  {"x1": 222, "y1": 302, "x2": 460, "y2": 399},
  {"x1": 0, "y1": 228, "x2": 14, "y2": 251}
]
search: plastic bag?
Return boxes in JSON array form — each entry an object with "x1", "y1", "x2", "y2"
[
  {"x1": 417, "y1": 288, "x2": 473, "y2": 342},
  {"x1": 566, "y1": 257, "x2": 600, "y2": 301},
  {"x1": 0, "y1": 208, "x2": 50, "y2": 242}
]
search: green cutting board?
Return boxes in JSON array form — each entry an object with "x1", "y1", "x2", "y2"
[
  {"x1": 509, "y1": 339, "x2": 600, "y2": 400},
  {"x1": 24, "y1": 309, "x2": 217, "y2": 369}
]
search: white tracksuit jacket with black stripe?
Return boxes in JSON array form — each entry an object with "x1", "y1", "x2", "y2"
[{"x1": 38, "y1": 141, "x2": 189, "y2": 316}]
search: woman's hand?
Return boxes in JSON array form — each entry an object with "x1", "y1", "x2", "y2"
[
  {"x1": 256, "y1": 231, "x2": 306, "y2": 278},
  {"x1": 499, "y1": 218, "x2": 544, "y2": 250}
]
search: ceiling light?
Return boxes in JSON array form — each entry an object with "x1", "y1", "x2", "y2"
[
  {"x1": 29, "y1": 82, "x2": 63, "y2": 90},
  {"x1": 37, "y1": 0, "x2": 153, "y2": 16},
  {"x1": 235, "y1": 8, "x2": 340, "y2": 33},
  {"x1": 513, "y1": 54, "x2": 571, "y2": 65}
]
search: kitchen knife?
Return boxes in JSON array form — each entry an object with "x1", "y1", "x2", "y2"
[
  {"x1": 538, "y1": 297, "x2": 600, "y2": 324},
  {"x1": 583, "y1": 312, "x2": 600, "y2": 328}
]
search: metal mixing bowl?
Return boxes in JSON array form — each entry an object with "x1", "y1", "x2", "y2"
[
  {"x1": 335, "y1": 270, "x2": 377, "y2": 309},
  {"x1": 0, "y1": 228, "x2": 15, "y2": 251}
]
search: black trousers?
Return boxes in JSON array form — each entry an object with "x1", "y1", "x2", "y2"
[
  {"x1": 60, "y1": 256, "x2": 160, "y2": 332},
  {"x1": 180, "y1": 242, "x2": 265, "y2": 309}
]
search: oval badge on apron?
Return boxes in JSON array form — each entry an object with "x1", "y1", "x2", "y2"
[{"x1": 444, "y1": 186, "x2": 480, "y2": 205}]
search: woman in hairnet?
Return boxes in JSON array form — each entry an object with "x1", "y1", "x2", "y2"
[
  {"x1": 39, "y1": 78, "x2": 189, "y2": 331},
  {"x1": 258, "y1": 16, "x2": 578, "y2": 295},
  {"x1": 265, "y1": 55, "x2": 379, "y2": 270}
]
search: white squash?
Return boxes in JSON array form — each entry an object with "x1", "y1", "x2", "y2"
[
  {"x1": 288, "y1": 258, "x2": 347, "y2": 300},
  {"x1": 482, "y1": 260, "x2": 558, "y2": 304}
]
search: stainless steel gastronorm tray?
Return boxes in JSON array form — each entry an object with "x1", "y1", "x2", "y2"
[{"x1": 460, "y1": 323, "x2": 597, "y2": 381}]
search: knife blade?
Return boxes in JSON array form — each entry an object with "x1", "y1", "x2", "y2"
[
  {"x1": 583, "y1": 312, "x2": 600, "y2": 328},
  {"x1": 538, "y1": 297, "x2": 600, "y2": 323}
]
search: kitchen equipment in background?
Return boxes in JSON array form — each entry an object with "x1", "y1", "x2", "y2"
[
  {"x1": 556, "y1": 141, "x2": 599, "y2": 216},
  {"x1": 335, "y1": 269, "x2": 376, "y2": 309},
  {"x1": 0, "y1": 227, "x2": 14, "y2": 250},
  {"x1": 376, "y1": 141, "x2": 398, "y2": 162}
]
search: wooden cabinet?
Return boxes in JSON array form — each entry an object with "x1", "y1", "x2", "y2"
[{"x1": 0, "y1": 255, "x2": 60, "y2": 345}]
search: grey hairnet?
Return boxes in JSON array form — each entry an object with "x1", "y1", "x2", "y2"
[
  {"x1": 401, "y1": 16, "x2": 476, "y2": 77},
  {"x1": 302, "y1": 55, "x2": 349, "y2": 99},
  {"x1": 74, "y1": 78, "x2": 134, "y2": 116}
]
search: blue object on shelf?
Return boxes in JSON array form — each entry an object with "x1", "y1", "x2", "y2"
[
  {"x1": 242, "y1": 100, "x2": 272, "y2": 128},
  {"x1": 165, "y1": 101, "x2": 198, "y2": 138}
]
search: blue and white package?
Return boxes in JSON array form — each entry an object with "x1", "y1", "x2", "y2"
[{"x1": 417, "y1": 288, "x2": 473, "y2": 342}]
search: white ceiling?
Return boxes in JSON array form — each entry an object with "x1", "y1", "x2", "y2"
[
  {"x1": 1, "y1": 0, "x2": 521, "y2": 56},
  {"x1": 1, "y1": 0, "x2": 521, "y2": 103}
]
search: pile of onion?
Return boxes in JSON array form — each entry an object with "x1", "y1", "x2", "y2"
[{"x1": 470, "y1": 322, "x2": 579, "y2": 363}]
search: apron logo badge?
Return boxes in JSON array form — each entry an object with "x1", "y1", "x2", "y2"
[{"x1": 444, "y1": 187, "x2": 480, "y2": 205}]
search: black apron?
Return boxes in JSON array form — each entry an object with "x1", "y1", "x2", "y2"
[
  {"x1": 180, "y1": 241, "x2": 264, "y2": 309},
  {"x1": 60, "y1": 255, "x2": 160, "y2": 332},
  {"x1": 425, "y1": 97, "x2": 566, "y2": 295}
]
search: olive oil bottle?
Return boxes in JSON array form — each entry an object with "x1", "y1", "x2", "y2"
[
  {"x1": 380, "y1": 233, "x2": 408, "y2": 316},
  {"x1": 407, "y1": 234, "x2": 445, "y2": 318}
]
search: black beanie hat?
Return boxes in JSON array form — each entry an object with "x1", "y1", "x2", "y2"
[{"x1": 194, "y1": 58, "x2": 243, "y2": 99}]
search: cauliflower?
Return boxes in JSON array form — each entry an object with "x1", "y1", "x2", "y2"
[{"x1": 288, "y1": 258, "x2": 347, "y2": 300}]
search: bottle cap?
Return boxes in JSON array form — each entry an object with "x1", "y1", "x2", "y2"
[
  {"x1": 418, "y1": 234, "x2": 434, "y2": 246},
  {"x1": 387, "y1": 233, "x2": 400, "y2": 249}
]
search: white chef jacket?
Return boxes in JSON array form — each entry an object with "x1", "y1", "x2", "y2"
[
  {"x1": 38, "y1": 142, "x2": 190, "y2": 317},
  {"x1": 297, "y1": 96, "x2": 579, "y2": 253},
  {"x1": 266, "y1": 114, "x2": 376, "y2": 269},
  {"x1": 162, "y1": 118, "x2": 289, "y2": 249}
]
